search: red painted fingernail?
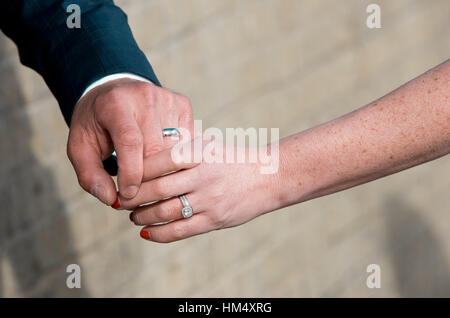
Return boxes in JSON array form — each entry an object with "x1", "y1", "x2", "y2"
[
  {"x1": 140, "y1": 229, "x2": 150, "y2": 240},
  {"x1": 111, "y1": 197, "x2": 120, "y2": 209},
  {"x1": 129, "y1": 212, "x2": 134, "y2": 223}
]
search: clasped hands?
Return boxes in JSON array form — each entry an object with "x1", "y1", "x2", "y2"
[{"x1": 67, "y1": 78, "x2": 278, "y2": 243}]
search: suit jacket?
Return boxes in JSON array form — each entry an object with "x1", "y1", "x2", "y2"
[{"x1": 0, "y1": 0, "x2": 160, "y2": 126}]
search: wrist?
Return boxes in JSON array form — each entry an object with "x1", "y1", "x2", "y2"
[
  {"x1": 267, "y1": 139, "x2": 291, "y2": 211},
  {"x1": 79, "y1": 73, "x2": 154, "y2": 102},
  {"x1": 76, "y1": 78, "x2": 153, "y2": 113},
  {"x1": 249, "y1": 143, "x2": 286, "y2": 216},
  {"x1": 271, "y1": 135, "x2": 321, "y2": 209}
]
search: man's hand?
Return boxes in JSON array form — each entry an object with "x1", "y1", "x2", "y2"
[{"x1": 67, "y1": 78, "x2": 193, "y2": 206}]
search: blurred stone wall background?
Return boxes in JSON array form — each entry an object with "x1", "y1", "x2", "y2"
[{"x1": 0, "y1": 0, "x2": 449, "y2": 297}]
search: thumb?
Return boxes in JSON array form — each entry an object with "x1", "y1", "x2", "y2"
[
  {"x1": 102, "y1": 114, "x2": 144, "y2": 199},
  {"x1": 67, "y1": 133, "x2": 117, "y2": 206}
]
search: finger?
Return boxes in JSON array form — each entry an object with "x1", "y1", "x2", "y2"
[
  {"x1": 142, "y1": 145, "x2": 199, "y2": 181},
  {"x1": 118, "y1": 168, "x2": 198, "y2": 210},
  {"x1": 159, "y1": 93, "x2": 194, "y2": 148},
  {"x1": 101, "y1": 112, "x2": 143, "y2": 199},
  {"x1": 139, "y1": 213, "x2": 215, "y2": 243},
  {"x1": 159, "y1": 96, "x2": 180, "y2": 149},
  {"x1": 130, "y1": 194, "x2": 203, "y2": 225},
  {"x1": 140, "y1": 104, "x2": 164, "y2": 158},
  {"x1": 176, "y1": 93, "x2": 194, "y2": 138},
  {"x1": 164, "y1": 94, "x2": 194, "y2": 148},
  {"x1": 67, "y1": 134, "x2": 117, "y2": 206},
  {"x1": 162, "y1": 129, "x2": 183, "y2": 149}
]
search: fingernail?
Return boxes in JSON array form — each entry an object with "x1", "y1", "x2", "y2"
[
  {"x1": 111, "y1": 197, "x2": 121, "y2": 209},
  {"x1": 140, "y1": 229, "x2": 150, "y2": 240},
  {"x1": 129, "y1": 212, "x2": 134, "y2": 223},
  {"x1": 124, "y1": 185, "x2": 139, "y2": 198},
  {"x1": 92, "y1": 185, "x2": 106, "y2": 204}
]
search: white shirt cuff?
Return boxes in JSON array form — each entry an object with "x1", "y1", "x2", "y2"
[{"x1": 79, "y1": 73, "x2": 153, "y2": 101}]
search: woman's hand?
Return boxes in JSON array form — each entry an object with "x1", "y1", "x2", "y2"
[
  {"x1": 117, "y1": 59, "x2": 449, "y2": 243},
  {"x1": 116, "y1": 138, "x2": 282, "y2": 243}
]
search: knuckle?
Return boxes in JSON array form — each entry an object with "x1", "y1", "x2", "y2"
[
  {"x1": 172, "y1": 222, "x2": 187, "y2": 240},
  {"x1": 180, "y1": 95, "x2": 192, "y2": 109},
  {"x1": 152, "y1": 178, "x2": 169, "y2": 198},
  {"x1": 177, "y1": 95, "x2": 193, "y2": 114},
  {"x1": 192, "y1": 167, "x2": 202, "y2": 183},
  {"x1": 208, "y1": 211, "x2": 227, "y2": 228},
  {"x1": 119, "y1": 170, "x2": 142, "y2": 185},
  {"x1": 143, "y1": 143, "x2": 164, "y2": 157},
  {"x1": 116, "y1": 127, "x2": 143, "y2": 147},
  {"x1": 140, "y1": 84, "x2": 158, "y2": 103},
  {"x1": 170, "y1": 200, "x2": 182, "y2": 218},
  {"x1": 155, "y1": 206, "x2": 171, "y2": 221},
  {"x1": 160, "y1": 89, "x2": 175, "y2": 106}
]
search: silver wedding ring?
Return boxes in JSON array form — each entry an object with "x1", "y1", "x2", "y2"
[
  {"x1": 162, "y1": 128, "x2": 181, "y2": 137},
  {"x1": 162, "y1": 128, "x2": 194, "y2": 219}
]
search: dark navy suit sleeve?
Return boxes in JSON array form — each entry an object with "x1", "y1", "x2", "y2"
[{"x1": 0, "y1": 0, "x2": 160, "y2": 126}]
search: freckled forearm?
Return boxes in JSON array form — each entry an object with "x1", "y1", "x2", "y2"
[{"x1": 275, "y1": 59, "x2": 450, "y2": 208}]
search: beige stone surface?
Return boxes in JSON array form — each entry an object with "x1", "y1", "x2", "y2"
[{"x1": 0, "y1": 0, "x2": 449, "y2": 297}]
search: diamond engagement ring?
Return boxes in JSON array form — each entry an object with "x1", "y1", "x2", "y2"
[{"x1": 179, "y1": 195, "x2": 194, "y2": 218}]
